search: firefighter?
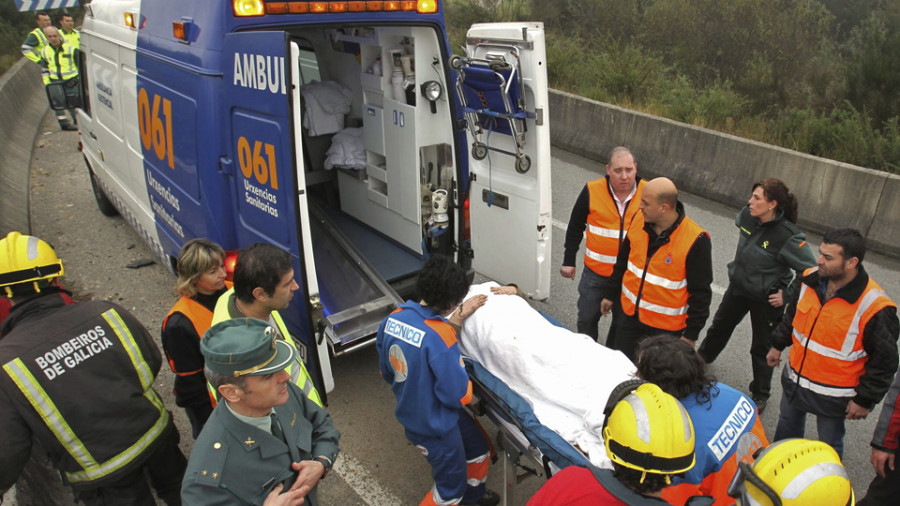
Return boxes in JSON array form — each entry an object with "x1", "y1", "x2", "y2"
[
  {"x1": 528, "y1": 382, "x2": 696, "y2": 505},
  {"x1": 727, "y1": 439, "x2": 853, "y2": 506},
  {"x1": 0, "y1": 232, "x2": 186, "y2": 505}
]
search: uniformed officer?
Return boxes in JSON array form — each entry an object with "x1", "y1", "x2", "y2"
[
  {"x1": 211, "y1": 243, "x2": 322, "y2": 407},
  {"x1": 0, "y1": 232, "x2": 186, "y2": 505},
  {"x1": 20, "y1": 11, "x2": 51, "y2": 64},
  {"x1": 59, "y1": 13, "x2": 80, "y2": 50},
  {"x1": 182, "y1": 318, "x2": 340, "y2": 506},
  {"x1": 40, "y1": 26, "x2": 79, "y2": 131}
]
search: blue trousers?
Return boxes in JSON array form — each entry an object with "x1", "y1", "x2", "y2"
[
  {"x1": 405, "y1": 412, "x2": 490, "y2": 505},
  {"x1": 577, "y1": 268, "x2": 619, "y2": 345},
  {"x1": 773, "y1": 390, "x2": 847, "y2": 459}
]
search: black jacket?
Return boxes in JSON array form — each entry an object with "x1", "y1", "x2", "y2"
[
  {"x1": 603, "y1": 202, "x2": 713, "y2": 341},
  {"x1": 0, "y1": 292, "x2": 171, "y2": 491},
  {"x1": 772, "y1": 266, "x2": 900, "y2": 412}
]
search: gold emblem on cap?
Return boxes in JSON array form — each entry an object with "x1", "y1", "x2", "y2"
[
  {"x1": 231, "y1": 329, "x2": 280, "y2": 377},
  {"x1": 244, "y1": 437, "x2": 255, "y2": 446},
  {"x1": 201, "y1": 470, "x2": 208, "y2": 476},
  {"x1": 212, "y1": 473, "x2": 219, "y2": 479},
  {"x1": 213, "y1": 442, "x2": 222, "y2": 450}
]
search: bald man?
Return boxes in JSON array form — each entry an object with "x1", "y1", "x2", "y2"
[
  {"x1": 600, "y1": 177, "x2": 713, "y2": 360},
  {"x1": 39, "y1": 26, "x2": 79, "y2": 131}
]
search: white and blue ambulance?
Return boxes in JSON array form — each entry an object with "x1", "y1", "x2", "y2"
[{"x1": 74, "y1": 0, "x2": 551, "y2": 398}]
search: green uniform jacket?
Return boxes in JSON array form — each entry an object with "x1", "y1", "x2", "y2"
[
  {"x1": 727, "y1": 206, "x2": 816, "y2": 302},
  {"x1": 181, "y1": 381, "x2": 340, "y2": 505}
]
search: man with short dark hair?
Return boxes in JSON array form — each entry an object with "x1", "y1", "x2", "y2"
[
  {"x1": 58, "y1": 13, "x2": 80, "y2": 49},
  {"x1": 601, "y1": 177, "x2": 713, "y2": 360},
  {"x1": 767, "y1": 228, "x2": 899, "y2": 458},
  {"x1": 20, "y1": 11, "x2": 51, "y2": 64},
  {"x1": 561, "y1": 146, "x2": 645, "y2": 345},
  {"x1": 182, "y1": 319, "x2": 340, "y2": 506},
  {"x1": 212, "y1": 243, "x2": 322, "y2": 406}
]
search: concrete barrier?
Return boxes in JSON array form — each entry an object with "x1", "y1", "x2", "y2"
[
  {"x1": 0, "y1": 58, "x2": 48, "y2": 237},
  {"x1": 549, "y1": 89, "x2": 900, "y2": 258}
]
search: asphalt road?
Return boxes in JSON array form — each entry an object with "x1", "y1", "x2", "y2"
[{"x1": 8, "y1": 111, "x2": 900, "y2": 504}]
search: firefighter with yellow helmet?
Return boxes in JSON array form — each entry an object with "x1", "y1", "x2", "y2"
[
  {"x1": 727, "y1": 438, "x2": 853, "y2": 506},
  {"x1": 0, "y1": 232, "x2": 186, "y2": 505},
  {"x1": 528, "y1": 382, "x2": 696, "y2": 505}
]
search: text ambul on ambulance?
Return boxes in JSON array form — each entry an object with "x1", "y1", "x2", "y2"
[{"x1": 76, "y1": 0, "x2": 552, "y2": 399}]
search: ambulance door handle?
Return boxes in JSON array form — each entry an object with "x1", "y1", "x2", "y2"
[
  {"x1": 218, "y1": 156, "x2": 233, "y2": 175},
  {"x1": 88, "y1": 131, "x2": 97, "y2": 140}
]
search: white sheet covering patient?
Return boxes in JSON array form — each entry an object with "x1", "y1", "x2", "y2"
[{"x1": 459, "y1": 282, "x2": 637, "y2": 469}]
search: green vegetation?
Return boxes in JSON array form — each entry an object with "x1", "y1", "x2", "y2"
[
  {"x1": 445, "y1": 0, "x2": 900, "y2": 173},
  {"x1": 0, "y1": 6, "x2": 84, "y2": 75}
]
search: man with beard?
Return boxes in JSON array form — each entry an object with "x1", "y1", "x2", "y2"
[{"x1": 767, "y1": 228, "x2": 899, "y2": 458}]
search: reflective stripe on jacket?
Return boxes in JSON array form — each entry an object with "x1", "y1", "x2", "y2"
[
  {"x1": 209, "y1": 287, "x2": 322, "y2": 406},
  {"x1": 61, "y1": 29, "x2": 80, "y2": 49},
  {"x1": 621, "y1": 216, "x2": 707, "y2": 331},
  {"x1": 163, "y1": 296, "x2": 212, "y2": 377},
  {"x1": 1, "y1": 303, "x2": 169, "y2": 487},
  {"x1": 584, "y1": 179, "x2": 645, "y2": 276},
  {"x1": 787, "y1": 267, "x2": 897, "y2": 398},
  {"x1": 41, "y1": 43, "x2": 78, "y2": 85},
  {"x1": 21, "y1": 27, "x2": 48, "y2": 63}
]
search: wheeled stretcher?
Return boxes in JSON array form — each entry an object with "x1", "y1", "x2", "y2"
[
  {"x1": 450, "y1": 44, "x2": 534, "y2": 174},
  {"x1": 458, "y1": 283, "x2": 638, "y2": 504}
]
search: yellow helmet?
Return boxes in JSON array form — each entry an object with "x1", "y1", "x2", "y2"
[
  {"x1": 0, "y1": 232, "x2": 64, "y2": 297},
  {"x1": 602, "y1": 382, "x2": 695, "y2": 476},
  {"x1": 729, "y1": 438, "x2": 854, "y2": 506}
]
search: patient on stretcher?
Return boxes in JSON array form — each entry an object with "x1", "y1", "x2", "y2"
[{"x1": 459, "y1": 282, "x2": 637, "y2": 469}]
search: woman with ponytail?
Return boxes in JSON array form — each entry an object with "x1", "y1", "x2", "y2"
[{"x1": 697, "y1": 178, "x2": 816, "y2": 414}]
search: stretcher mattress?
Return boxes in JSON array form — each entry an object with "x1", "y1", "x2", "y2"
[{"x1": 459, "y1": 282, "x2": 638, "y2": 469}]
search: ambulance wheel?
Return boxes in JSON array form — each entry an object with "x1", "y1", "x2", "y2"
[
  {"x1": 449, "y1": 55, "x2": 465, "y2": 71},
  {"x1": 90, "y1": 169, "x2": 118, "y2": 217},
  {"x1": 472, "y1": 142, "x2": 488, "y2": 160},
  {"x1": 515, "y1": 154, "x2": 531, "y2": 173}
]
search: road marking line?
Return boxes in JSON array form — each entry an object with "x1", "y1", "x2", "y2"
[{"x1": 334, "y1": 454, "x2": 403, "y2": 505}]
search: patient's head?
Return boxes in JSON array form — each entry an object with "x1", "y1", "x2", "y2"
[
  {"x1": 415, "y1": 255, "x2": 469, "y2": 314},
  {"x1": 636, "y1": 335, "x2": 717, "y2": 406}
]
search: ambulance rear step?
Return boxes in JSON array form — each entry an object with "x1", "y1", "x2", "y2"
[{"x1": 309, "y1": 202, "x2": 405, "y2": 355}]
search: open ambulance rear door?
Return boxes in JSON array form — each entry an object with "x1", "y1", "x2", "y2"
[
  {"x1": 465, "y1": 23, "x2": 552, "y2": 300},
  {"x1": 222, "y1": 31, "x2": 333, "y2": 394}
]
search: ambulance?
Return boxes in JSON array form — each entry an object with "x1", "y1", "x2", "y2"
[{"x1": 70, "y1": 0, "x2": 551, "y2": 398}]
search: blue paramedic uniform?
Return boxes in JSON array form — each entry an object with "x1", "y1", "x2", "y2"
[{"x1": 377, "y1": 301, "x2": 490, "y2": 506}]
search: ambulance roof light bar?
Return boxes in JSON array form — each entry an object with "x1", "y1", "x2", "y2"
[{"x1": 233, "y1": 0, "x2": 437, "y2": 16}]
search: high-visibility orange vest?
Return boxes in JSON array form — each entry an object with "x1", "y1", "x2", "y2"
[
  {"x1": 584, "y1": 179, "x2": 646, "y2": 276},
  {"x1": 787, "y1": 267, "x2": 896, "y2": 398},
  {"x1": 620, "y1": 215, "x2": 708, "y2": 331},
  {"x1": 162, "y1": 296, "x2": 214, "y2": 377}
]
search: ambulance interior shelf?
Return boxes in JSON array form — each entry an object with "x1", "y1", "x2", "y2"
[{"x1": 294, "y1": 25, "x2": 457, "y2": 351}]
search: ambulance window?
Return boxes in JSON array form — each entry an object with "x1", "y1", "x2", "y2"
[
  {"x1": 297, "y1": 44, "x2": 320, "y2": 85},
  {"x1": 78, "y1": 51, "x2": 91, "y2": 117}
]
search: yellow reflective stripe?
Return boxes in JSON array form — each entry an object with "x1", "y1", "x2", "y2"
[
  {"x1": 103, "y1": 309, "x2": 154, "y2": 389},
  {"x1": 272, "y1": 311, "x2": 323, "y2": 406},
  {"x1": 65, "y1": 394, "x2": 169, "y2": 483},
  {"x1": 3, "y1": 358, "x2": 98, "y2": 469}
]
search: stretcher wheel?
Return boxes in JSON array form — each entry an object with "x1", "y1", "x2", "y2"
[
  {"x1": 515, "y1": 154, "x2": 531, "y2": 173},
  {"x1": 449, "y1": 55, "x2": 465, "y2": 70},
  {"x1": 472, "y1": 142, "x2": 488, "y2": 160},
  {"x1": 489, "y1": 61, "x2": 512, "y2": 72}
]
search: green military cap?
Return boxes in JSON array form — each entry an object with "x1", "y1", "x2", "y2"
[{"x1": 202, "y1": 318, "x2": 295, "y2": 377}]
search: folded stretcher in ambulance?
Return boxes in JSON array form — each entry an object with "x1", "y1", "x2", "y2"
[{"x1": 458, "y1": 282, "x2": 638, "y2": 474}]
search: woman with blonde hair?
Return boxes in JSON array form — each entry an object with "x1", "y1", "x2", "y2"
[
  {"x1": 697, "y1": 178, "x2": 816, "y2": 414},
  {"x1": 161, "y1": 239, "x2": 228, "y2": 438}
]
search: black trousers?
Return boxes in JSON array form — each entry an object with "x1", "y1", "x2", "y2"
[
  {"x1": 73, "y1": 420, "x2": 186, "y2": 506},
  {"x1": 858, "y1": 455, "x2": 900, "y2": 506},
  {"x1": 697, "y1": 284, "x2": 784, "y2": 398},
  {"x1": 613, "y1": 314, "x2": 681, "y2": 361}
]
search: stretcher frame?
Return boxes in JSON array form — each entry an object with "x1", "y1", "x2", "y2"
[
  {"x1": 464, "y1": 359, "x2": 594, "y2": 505},
  {"x1": 450, "y1": 43, "x2": 534, "y2": 174}
]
